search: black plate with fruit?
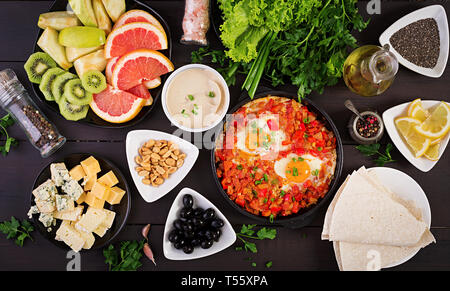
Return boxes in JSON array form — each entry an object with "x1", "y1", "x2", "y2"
[
  {"x1": 27, "y1": 0, "x2": 172, "y2": 128},
  {"x1": 30, "y1": 153, "x2": 131, "y2": 251}
]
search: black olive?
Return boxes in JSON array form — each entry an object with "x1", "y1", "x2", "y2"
[
  {"x1": 184, "y1": 230, "x2": 195, "y2": 239},
  {"x1": 210, "y1": 218, "x2": 224, "y2": 229},
  {"x1": 173, "y1": 219, "x2": 184, "y2": 230},
  {"x1": 202, "y1": 208, "x2": 215, "y2": 220},
  {"x1": 182, "y1": 222, "x2": 194, "y2": 232},
  {"x1": 183, "y1": 245, "x2": 194, "y2": 254},
  {"x1": 197, "y1": 229, "x2": 206, "y2": 237},
  {"x1": 168, "y1": 230, "x2": 179, "y2": 243},
  {"x1": 174, "y1": 239, "x2": 185, "y2": 249},
  {"x1": 190, "y1": 238, "x2": 201, "y2": 247},
  {"x1": 191, "y1": 217, "x2": 204, "y2": 228},
  {"x1": 213, "y1": 229, "x2": 222, "y2": 242},
  {"x1": 180, "y1": 207, "x2": 193, "y2": 219},
  {"x1": 204, "y1": 230, "x2": 214, "y2": 240},
  {"x1": 183, "y1": 194, "x2": 194, "y2": 209},
  {"x1": 200, "y1": 240, "x2": 213, "y2": 249},
  {"x1": 193, "y1": 207, "x2": 204, "y2": 217}
]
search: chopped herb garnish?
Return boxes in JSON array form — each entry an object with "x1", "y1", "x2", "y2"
[
  {"x1": 280, "y1": 190, "x2": 286, "y2": 197},
  {"x1": 266, "y1": 261, "x2": 273, "y2": 268},
  {"x1": 271, "y1": 179, "x2": 278, "y2": 185},
  {"x1": 269, "y1": 214, "x2": 274, "y2": 223},
  {"x1": 194, "y1": 104, "x2": 199, "y2": 109},
  {"x1": 191, "y1": 109, "x2": 198, "y2": 115},
  {"x1": 271, "y1": 198, "x2": 275, "y2": 202},
  {"x1": 263, "y1": 174, "x2": 268, "y2": 182},
  {"x1": 252, "y1": 190, "x2": 258, "y2": 197},
  {"x1": 236, "y1": 246, "x2": 243, "y2": 251},
  {"x1": 304, "y1": 133, "x2": 309, "y2": 139},
  {"x1": 252, "y1": 262, "x2": 257, "y2": 267},
  {"x1": 298, "y1": 157, "x2": 304, "y2": 162},
  {"x1": 255, "y1": 180, "x2": 262, "y2": 185},
  {"x1": 292, "y1": 167, "x2": 299, "y2": 177},
  {"x1": 303, "y1": 117, "x2": 310, "y2": 124},
  {"x1": 317, "y1": 147, "x2": 323, "y2": 151},
  {"x1": 208, "y1": 91, "x2": 215, "y2": 98},
  {"x1": 237, "y1": 164, "x2": 243, "y2": 170},
  {"x1": 263, "y1": 198, "x2": 268, "y2": 203},
  {"x1": 312, "y1": 169, "x2": 319, "y2": 176},
  {"x1": 292, "y1": 157, "x2": 297, "y2": 162},
  {"x1": 187, "y1": 94, "x2": 194, "y2": 101}
]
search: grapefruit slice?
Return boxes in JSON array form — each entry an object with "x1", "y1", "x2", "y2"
[
  {"x1": 113, "y1": 9, "x2": 164, "y2": 31},
  {"x1": 90, "y1": 85, "x2": 146, "y2": 123},
  {"x1": 127, "y1": 84, "x2": 151, "y2": 99},
  {"x1": 111, "y1": 49, "x2": 174, "y2": 90},
  {"x1": 104, "y1": 22, "x2": 168, "y2": 59},
  {"x1": 143, "y1": 77, "x2": 161, "y2": 89},
  {"x1": 105, "y1": 57, "x2": 119, "y2": 84}
]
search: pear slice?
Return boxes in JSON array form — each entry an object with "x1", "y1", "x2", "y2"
[
  {"x1": 93, "y1": 0, "x2": 112, "y2": 34},
  {"x1": 37, "y1": 28, "x2": 72, "y2": 70},
  {"x1": 68, "y1": 0, "x2": 98, "y2": 27},
  {"x1": 101, "y1": 0, "x2": 126, "y2": 22},
  {"x1": 66, "y1": 46, "x2": 103, "y2": 63},
  {"x1": 38, "y1": 11, "x2": 81, "y2": 31},
  {"x1": 74, "y1": 49, "x2": 107, "y2": 78}
]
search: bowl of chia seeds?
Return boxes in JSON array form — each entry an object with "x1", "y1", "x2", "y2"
[{"x1": 379, "y1": 5, "x2": 449, "y2": 78}]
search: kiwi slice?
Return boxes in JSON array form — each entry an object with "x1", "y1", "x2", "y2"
[
  {"x1": 64, "y1": 79, "x2": 93, "y2": 106},
  {"x1": 58, "y1": 95, "x2": 89, "y2": 121},
  {"x1": 39, "y1": 68, "x2": 65, "y2": 101},
  {"x1": 24, "y1": 52, "x2": 57, "y2": 84},
  {"x1": 81, "y1": 70, "x2": 107, "y2": 94},
  {"x1": 51, "y1": 72, "x2": 77, "y2": 104}
]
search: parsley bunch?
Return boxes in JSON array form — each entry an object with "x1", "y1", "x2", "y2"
[
  {"x1": 235, "y1": 224, "x2": 276, "y2": 253},
  {"x1": 103, "y1": 240, "x2": 145, "y2": 271},
  {"x1": 0, "y1": 217, "x2": 34, "y2": 247},
  {"x1": 356, "y1": 143, "x2": 396, "y2": 166},
  {"x1": 0, "y1": 114, "x2": 18, "y2": 156}
]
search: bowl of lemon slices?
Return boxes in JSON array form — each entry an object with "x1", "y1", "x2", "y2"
[{"x1": 383, "y1": 99, "x2": 450, "y2": 172}]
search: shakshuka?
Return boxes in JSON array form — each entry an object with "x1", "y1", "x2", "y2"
[{"x1": 215, "y1": 96, "x2": 337, "y2": 219}]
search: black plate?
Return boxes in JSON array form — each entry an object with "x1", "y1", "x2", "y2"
[
  {"x1": 30, "y1": 0, "x2": 172, "y2": 128},
  {"x1": 211, "y1": 91, "x2": 344, "y2": 229},
  {"x1": 30, "y1": 153, "x2": 131, "y2": 251}
]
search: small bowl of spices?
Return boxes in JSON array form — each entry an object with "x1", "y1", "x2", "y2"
[
  {"x1": 379, "y1": 5, "x2": 449, "y2": 78},
  {"x1": 345, "y1": 100, "x2": 384, "y2": 144}
]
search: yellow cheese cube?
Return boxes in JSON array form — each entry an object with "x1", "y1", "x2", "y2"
[
  {"x1": 97, "y1": 171, "x2": 119, "y2": 187},
  {"x1": 80, "y1": 156, "x2": 101, "y2": 177},
  {"x1": 91, "y1": 182, "x2": 110, "y2": 200},
  {"x1": 69, "y1": 165, "x2": 86, "y2": 181},
  {"x1": 106, "y1": 186, "x2": 126, "y2": 205},
  {"x1": 84, "y1": 191, "x2": 105, "y2": 209},
  {"x1": 76, "y1": 192, "x2": 87, "y2": 204},
  {"x1": 83, "y1": 175, "x2": 97, "y2": 191}
]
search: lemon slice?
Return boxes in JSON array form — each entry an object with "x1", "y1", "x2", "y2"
[
  {"x1": 424, "y1": 143, "x2": 440, "y2": 161},
  {"x1": 430, "y1": 137, "x2": 443, "y2": 145},
  {"x1": 407, "y1": 98, "x2": 422, "y2": 116},
  {"x1": 409, "y1": 105, "x2": 430, "y2": 122},
  {"x1": 395, "y1": 117, "x2": 431, "y2": 158},
  {"x1": 414, "y1": 102, "x2": 450, "y2": 139}
]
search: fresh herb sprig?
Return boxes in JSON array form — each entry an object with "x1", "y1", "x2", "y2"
[
  {"x1": 0, "y1": 217, "x2": 34, "y2": 247},
  {"x1": 235, "y1": 224, "x2": 277, "y2": 253},
  {"x1": 0, "y1": 114, "x2": 18, "y2": 156},
  {"x1": 103, "y1": 240, "x2": 145, "y2": 271},
  {"x1": 356, "y1": 143, "x2": 396, "y2": 166}
]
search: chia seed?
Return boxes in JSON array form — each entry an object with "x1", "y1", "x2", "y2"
[{"x1": 390, "y1": 18, "x2": 440, "y2": 68}]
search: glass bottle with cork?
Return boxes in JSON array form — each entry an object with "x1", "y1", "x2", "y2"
[
  {"x1": 343, "y1": 44, "x2": 399, "y2": 97},
  {"x1": 0, "y1": 69, "x2": 65, "y2": 157}
]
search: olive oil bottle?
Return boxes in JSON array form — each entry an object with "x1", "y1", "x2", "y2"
[{"x1": 343, "y1": 44, "x2": 398, "y2": 97}]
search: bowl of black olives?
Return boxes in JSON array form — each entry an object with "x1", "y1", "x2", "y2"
[{"x1": 163, "y1": 188, "x2": 236, "y2": 260}]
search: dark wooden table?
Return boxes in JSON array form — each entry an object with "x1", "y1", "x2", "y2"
[{"x1": 0, "y1": 0, "x2": 449, "y2": 271}]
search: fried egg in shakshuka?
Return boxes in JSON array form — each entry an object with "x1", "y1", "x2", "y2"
[{"x1": 215, "y1": 96, "x2": 337, "y2": 218}]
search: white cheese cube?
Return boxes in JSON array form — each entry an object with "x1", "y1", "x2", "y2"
[
  {"x1": 35, "y1": 198, "x2": 56, "y2": 213},
  {"x1": 50, "y1": 163, "x2": 70, "y2": 187},
  {"x1": 53, "y1": 206, "x2": 84, "y2": 221},
  {"x1": 55, "y1": 222, "x2": 86, "y2": 252},
  {"x1": 75, "y1": 207, "x2": 106, "y2": 233},
  {"x1": 93, "y1": 225, "x2": 108, "y2": 237},
  {"x1": 61, "y1": 179, "x2": 84, "y2": 201},
  {"x1": 101, "y1": 208, "x2": 116, "y2": 229},
  {"x1": 55, "y1": 195, "x2": 75, "y2": 212},
  {"x1": 32, "y1": 179, "x2": 58, "y2": 201}
]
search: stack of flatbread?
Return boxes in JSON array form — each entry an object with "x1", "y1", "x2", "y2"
[{"x1": 322, "y1": 167, "x2": 435, "y2": 271}]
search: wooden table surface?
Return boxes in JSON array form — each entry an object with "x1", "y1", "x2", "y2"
[{"x1": 0, "y1": 0, "x2": 449, "y2": 271}]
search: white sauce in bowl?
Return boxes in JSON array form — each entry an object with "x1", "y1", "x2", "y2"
[{"x1": 165, "y1": 68, "x2": 226, "y2": 129}]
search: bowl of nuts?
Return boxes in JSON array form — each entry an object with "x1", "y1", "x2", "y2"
[{"x1": 126, "y1": 130, "x2": 199, "y2": 203}]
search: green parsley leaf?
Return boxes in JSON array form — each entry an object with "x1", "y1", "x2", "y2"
[
  {"x1": 356, "y1": 143, "x2": 396, "y2": 166},
  {"x1": 0, "y1": 217, "x2": 34, "y2": 247},
  {"x1": 103, "y1": 240, "x2": 145, "y2": 271}
]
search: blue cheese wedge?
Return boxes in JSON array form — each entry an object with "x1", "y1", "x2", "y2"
[
  {"x1": 55, "y1": 195, "x2": 75, "y2": 212},
  {"x1": 50, "y1": 163, "x2": 71, "y2": 187},
  {"x1": 27, "y1": 205, "x2": 39, "y2": 219},
  {"x1": 75, "y1": 207, "x2": 106, "y2": 233},
  {"x1": 55, "y1": 221, "x2": 86, "y2": 252},
  {"x1": 38, "y1": 213, "x2": 55, "y2": 228},
  {"x1": 32, "y1": 179, "x2": 58, "y2": 201},
  {"x1": 61, "y1": 179, "x2": 84, "y2": 201},
  {"x1": 53, "y1": 205, "x2": 84, "y2": 221}
]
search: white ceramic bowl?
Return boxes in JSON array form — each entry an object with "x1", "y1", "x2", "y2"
[
  {"x1": 125, "y1": 130, "x2": 199, "y2": 203},
  {"x1": 383, "y1": 100, "x2": 450, "y2": 172},
  {"x1": 163, "y1": 188, "x2": 236, "y2": 260},
  {"x1": 161, "y1": 64, "x2": 230, "y2": 132},
  {"x1": 379, "y1": 5, "x2": 449, "y2": 78}
]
